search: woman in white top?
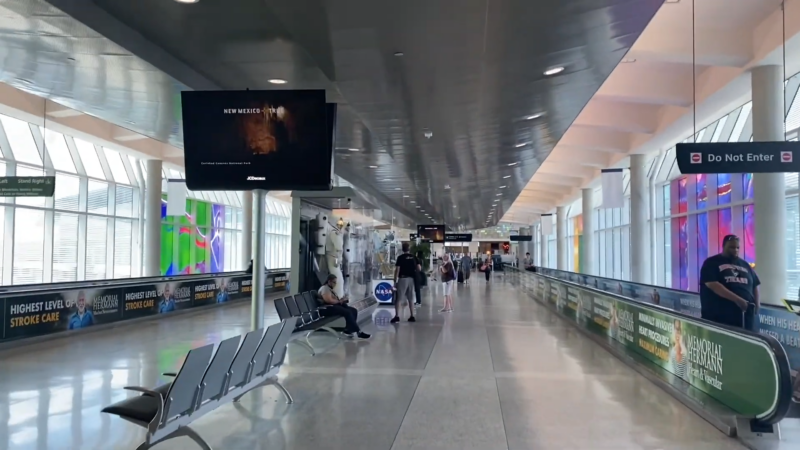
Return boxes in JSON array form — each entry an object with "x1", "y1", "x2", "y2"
[{"x1": 439, "y1": 254, "x2": 456, "y2": 312}]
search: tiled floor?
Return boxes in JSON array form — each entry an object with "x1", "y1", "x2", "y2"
[{"x1": 0, "y1": 276, "x2": 746, "y2": 450}]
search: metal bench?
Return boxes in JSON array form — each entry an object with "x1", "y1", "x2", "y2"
[
  {"x1": 274, "y1": 295, "x2": 345, "y2": 356},
  {"x1": 101, "y1": 318, "x2": 297, "y2": 450}
]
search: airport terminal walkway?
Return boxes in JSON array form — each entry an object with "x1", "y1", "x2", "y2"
[{"x1": 0, "y1": 277, "x2": 745, "y2": 450}]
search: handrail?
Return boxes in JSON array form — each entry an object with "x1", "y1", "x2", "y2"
[
  {"x1": 0, "y1": 268, "x2": 291, "y2": 296},
  {"x1": 507, "y1": 267, "x2": 794, "y2": 426}
]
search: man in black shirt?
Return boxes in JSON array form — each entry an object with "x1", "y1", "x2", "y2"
[
  {"x1": 391, "y1": 242, "x2": 418, "y2": 323},
  {"x1": 699, "y1": 234, "x2": 760, "y2": 331}
]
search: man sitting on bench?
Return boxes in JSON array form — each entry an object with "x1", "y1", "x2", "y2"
[{"x1": 318, "y1": 274, "x2": 371, "y2": 340}]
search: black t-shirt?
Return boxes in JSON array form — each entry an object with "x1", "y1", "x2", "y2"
[
  {"x1": 396, "y1": 253, "x2": 417, "y2": 278},
  {"x1": 699, "y1": 254, "x2": 760, "y2": 315}
]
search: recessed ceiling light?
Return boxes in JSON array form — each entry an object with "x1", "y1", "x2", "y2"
[
  {"x1": 496, "y1": 193, "x2": 502, "y2": 196},
  {"x1": 503, "y1": 175, "x2": 511, "y2": 179},
  {"x1": 499, "y1": 186, "x2": 507, "y2": 189},
  {"x1": 348, "y1": 148, "x2": 360, "y2": 152},
  {"x1": 621, "y1": 58, "x2": 636, "y2": 63},
  {"x1": 544, "y1": 66, "x2": 565, "y2": 76},
  {"x1": 403, "y1": 195, "x2": 409, "y2": 198},
  {"x1": 514, "y1": 142, "x2": 528, "y2": 148},
  {"x1": 268, "y1": 78, "x2": 288, "y2": 84},
  {"x1": 416, "y1": 206, "x2": 420, "y2": 208},
  {"x1": 523, "y1": 113, "x2": 543, "y2": 120},
  {"x1": 508, "y1": 162, "x2": 518, "y2": 166},
  {"x1": 410, "y1": 201, "x2": 416, "y2": 203},
  {"x1": 395, "y1": 188, "x2": 401, "y2": 191},
  {"x1": 369, "y1": 165, "x2": 378, "y2": 169},
  {"x1": 394, "y1": 51, "x2": 404, "y2": 56},
  {"x1": 421, "y1": 210, "x2": 425, "y2": 212},
  {"x1": 175, "y1": 0, "x2": 199, "y2": 3},
  {"x1": 444, "y1": 184, "x2": 450, "y2": 189}
]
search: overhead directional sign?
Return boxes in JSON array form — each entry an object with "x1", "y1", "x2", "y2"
[
  {"x1": 0, "y1": 176, "x2": 55, "y2": 197},
  {"x1": 676, "y1": 142, "x2": 800, "y2": 174},
  {"x1": 445, "y1": 233, "x2": 472, "y2": 242}
]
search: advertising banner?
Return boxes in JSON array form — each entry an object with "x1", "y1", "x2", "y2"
[
  {"x1": 4, "y1": 288, "x2": 122, "y2": 340},
  {"x1": 529, "y1": 274, "x2": 780, "y2": 418},
  {"x1": 536, "y1": 267, "x2": 798, "y2": 368},
  {"x1": 1, "y1": 272, "x2": 287, "y2": 343}
]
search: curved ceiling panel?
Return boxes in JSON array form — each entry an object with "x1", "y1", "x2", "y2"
[{"x1": 30, "y1": 0, "x2": 662, "y2": 229}]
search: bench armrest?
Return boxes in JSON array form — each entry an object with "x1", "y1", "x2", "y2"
[{"x1": 123, "y1": 386, "x2": 160, "y2": 397}]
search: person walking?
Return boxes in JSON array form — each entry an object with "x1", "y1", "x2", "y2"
[
  {"x1": 699, "y1": 234, "x2": 760, "y2": 331},
  {"x1": 414, "y1": 250, "x2": 425, "y2": 306},
  {"x1": 460, "y1": 253, "x2": 472, "y2": 285},
  {"x1": 439, "y1": 254, "x2": 456, "y2": 312},
  {"x1": 482, "y1": 253, "x2": 492, "y2": 282},
  {"x1": 391, "y1": 242, "x2": 418, "y2": 323}
]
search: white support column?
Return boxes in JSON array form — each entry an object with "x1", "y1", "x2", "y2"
[
  {"x1": 556, "y1": 206, "x2": 567, "y2": 270},
  {"x1": 539, "y1": 221, "x2": 548, "y2": 268},
  {"x1": 251, "y1": 189, "x2": 267, "y2": 330},
  {"x1": 630, "y1": 154, "x2": 651, "y2": 284},
  {"x1": 241, "y1": 190, "x2": 253, "y2": 269},
  {"x1": 144, "y1": 159, "x2": 162, "y2": 277},
  {"x1": 581, "y1": 188, "x2": 595, "y2": 275},
  {"x1": 752, "y1": 65, "x2": 787, "y2": 306}
]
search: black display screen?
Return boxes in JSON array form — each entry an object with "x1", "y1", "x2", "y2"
[
  {"x1": 417, "y1": 225, "x2": 445, "y2": 243},
  {"x1": 510, "y1": 235, "x2": 532, "y2": 242},
  {"x1": 181, "y1": 90, "x2": 333, "y2": 191}
]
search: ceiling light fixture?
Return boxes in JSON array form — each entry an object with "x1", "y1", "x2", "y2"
[
  {"x1": 508, "y1": 162, "x2": 519, "y2": 166},
  {"x1": 369, "y1": 165, "x2": 378, "y2": 169},
  {"x1": 523, "y1": 113, "x2": 543, "y2": 120},
  {"x1": 268, "y1": 78, "x2": 288, "y2": 84},
  {"x1": 499, "y1": 186, "x2": 506, "y2": 189},
  {"x1": 544, "y1": 66, "x2": 565, "y2": 76},
  {"x1": 444, "y1": 184, "x2": 450, "y2": 189},
  {"x1": 394, "y1": 51, "x2": 404, "y2": 57},
  {"x1": 410, "y1": 201, "x2": 416, "y2": 203},
  {"x1": 514, "y1": 142, "x2": 528, "y2": 148},
  {"x1": 496, "y1": 193, "x2": 502, "y2": 196},
  {"x1": 348, "y1": 148, "x2": 360, "y2": 152},
  {"x1": 621, "y1": 58, "x2": 637, "y2": 63},
  {"x1": 395, "y1": 188, "x2": 401, "y2": 191},
  {"x1": 403, "y1": 195, "x2": 409, "y2": 198},
  {"x1": 174, "y1": 0, "x2": 199, "y2": 3}
]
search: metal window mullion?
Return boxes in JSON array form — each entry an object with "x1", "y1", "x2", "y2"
[
  {"x1": 784, "y1": 75, "x2": 800, "y2": 118},
  {"x1": 94, "y1": 144, "x2": 114, "y2": 182},
  {"x1": 28, "y1": 124, "x2": 49, "y2": 170},
  {"x1": 64, "y1": 136, "x2": 86, "y2": 175},
  {"x1": 2, "y1": 197, "x2": 13, "y2": 285},
  {"x1": 0, "y1": 119, "x2": 15, "y2": 161},
  {"x1": 43, "y1": 210, "x2": 54, "y2": 283},
  {"x1": 739, "y1": 106, "x2": 754, "y2": 142},
  {"x1": 106, "y1": 217, "x2": 115, "y2": 279},
  {"x1": 77, "y1": 213, "x2": 87, "y2": 280},
  {"x1": 120, "y1": 153, "x2": 139, "y2": 187}
]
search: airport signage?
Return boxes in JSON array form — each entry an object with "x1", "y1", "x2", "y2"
[
  {"x1": 509, "y1": 235, "x2": 532, "y2": 242},
  {"x1": 0, "y1": 176, "x2": 55, "y2": 197},
  {"x1": 0, "y1": 271, "x2": 288, "y2": 343},
  {"x1": 676, "y1": 142, "x2": 800, "y2": 174},
  {"x1": 522, "y1": 272, "x2": 782, "y2": 418},
  {"x1": 445, "y1": 233, "x2": 473, "y2": 242}
]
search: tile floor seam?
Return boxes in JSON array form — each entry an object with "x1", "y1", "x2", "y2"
[
  {"x1": 487, "y1": 320, "x2": 511, "y2": 450},
  {"x1": 388, "y1": 319, "x2": 442, "y2": 450}
]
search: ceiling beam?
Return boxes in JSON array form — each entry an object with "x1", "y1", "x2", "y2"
[{"x1": 572, "y1": 100, "x2": 661, "y2": 135}]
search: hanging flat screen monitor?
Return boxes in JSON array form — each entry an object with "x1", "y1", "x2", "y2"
[
  {"x1": 510, "y1": 235, "x2": 532, "y2": 242},
  {"x1": 445, "y1": 233, "x2": 472, "y2": 242},
  {"x1": 417, "y1": 225, "x2": 445, "y2": 243},
  {"x1": 181, "y1": 90, "x2": 333, "y2": 191}
]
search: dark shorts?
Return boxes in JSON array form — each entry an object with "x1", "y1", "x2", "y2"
[{"x1": 702, "y1": 303, "x2": 757, "y2": 332}]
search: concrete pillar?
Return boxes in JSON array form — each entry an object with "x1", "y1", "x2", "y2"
[
  {"x1": 241, "y1": 191, "x2": 253, "y2": 270},
  {"x1": 556, "y1": 206, "x2": 567, "y2": 271},
  {"x1": 144, "y1": 159, "x2": 162, "y2": 276},
  {"x1": 630, "y1": 154, "x2": 651, "y2": 284},
  {"x1": 751, "y1": 65, "x2": 786, "y2": 306},
  {"x1": 581, "y1": 188, "x2": 595, "y2": 275}
]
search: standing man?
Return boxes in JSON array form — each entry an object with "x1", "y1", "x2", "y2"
[
  {"x1": 523, "y1": 252, "x2": 533, "y2": 269},
  {"x1": 699, "y1": 235, "x2": 760, "y2": 331},
  {"x1": 391, "y1": 242, "x2": 418, "y2": 323},
  {"x1": 460, "y1": 253, "x2": 472, "y2": 285}
]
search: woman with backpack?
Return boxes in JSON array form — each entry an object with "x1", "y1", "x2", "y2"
[{"x1": 439, "y1": 253, "x2": 456, "y2": 312}]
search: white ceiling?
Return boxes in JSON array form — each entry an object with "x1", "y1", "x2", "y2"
[{"x1": 504, "y1": 0, "x2": 796, "y2": 223}]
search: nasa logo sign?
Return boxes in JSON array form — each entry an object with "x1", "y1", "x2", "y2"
[{"x1": 374, "y1": 282, "x2": 393, "y2": 302}]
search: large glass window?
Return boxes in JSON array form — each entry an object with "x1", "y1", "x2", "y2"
[{"x1": 13, "y1": 208, "x2": 45, "y2": 284}]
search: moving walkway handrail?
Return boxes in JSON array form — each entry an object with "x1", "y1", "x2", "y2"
[
  {"x1": 0, "y1": 268, "x2": 290, "y2": 295},
  {"x1": 509, "y1": 267, "x2": 794, "y2": 426}
]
